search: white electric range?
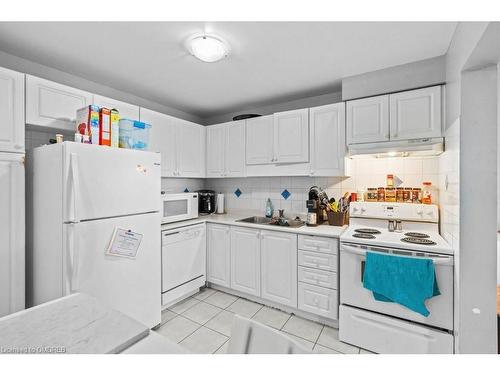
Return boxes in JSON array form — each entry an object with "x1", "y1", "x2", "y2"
[{"x1": 339, "y1": 202, "x2": 455, "y2": 354}]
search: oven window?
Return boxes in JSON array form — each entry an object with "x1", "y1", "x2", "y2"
[{"x1": 164, "y1": 200, "x2": 188, "y2": 217}]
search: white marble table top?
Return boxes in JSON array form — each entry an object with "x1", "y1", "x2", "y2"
[{"x1": 0, "y1": 293, "x2": 149, "y2": 354}]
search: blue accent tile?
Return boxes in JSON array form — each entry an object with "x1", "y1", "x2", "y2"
[
  {"x1": 281, "y1": 189, "x2": 291, "y2": 200},
  {"x1": 234, "y1": 188, "x2": 242, "y2": 198},
  {"x1": 184, "y1": 188, "x2": 189, "y2": 193}
]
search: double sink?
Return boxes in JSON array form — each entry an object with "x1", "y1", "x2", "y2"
[{"x1": 236, "y1": 216, "x2": 305, "y2": 228}]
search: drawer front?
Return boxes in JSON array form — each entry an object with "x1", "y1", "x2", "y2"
[
  {"x1": 298, "y1": 250, "x2": 337, "y2": 272},
  {"x1": 298, "y1": 235, "x2": 338, "y2": 254},
  {"x1": 298, "y1": 266, "x2": 337, "y2": 289},
  {"x1": 339, "y1": 305, "x2": 454, "y2": 354},
  {"x1": 298, "y1": 282, "x2": 338, "y2": 320}
]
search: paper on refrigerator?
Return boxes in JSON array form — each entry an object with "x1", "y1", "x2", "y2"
[{"x1": 106, "y1": 228, "x2": 143, "y2": 258}]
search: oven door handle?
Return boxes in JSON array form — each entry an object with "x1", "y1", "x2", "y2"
[{"x1": 341, "y1": 243, "x2": 454, "y2": 266}]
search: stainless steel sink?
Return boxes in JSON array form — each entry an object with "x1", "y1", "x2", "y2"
[
  {"x1": 270, "y1": 219, "x2": 305, "y2": 228},
  {"x1": 236, "y1": 216, "x2": 305, "y2": 228},
  {"x1": 237, "y1": 216, "x2": 273, "y2": 224}
]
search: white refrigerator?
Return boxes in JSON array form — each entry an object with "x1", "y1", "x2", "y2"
[{"x1": 31, "y1": 142, "x2": 162, "y2": 328}]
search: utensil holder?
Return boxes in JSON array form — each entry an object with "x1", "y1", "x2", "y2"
[{"x1": 327, "y1": 211, "x2": 349, "y2": 226}]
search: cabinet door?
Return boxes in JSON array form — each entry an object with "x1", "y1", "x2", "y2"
[
  {"x1": 225, "y1": 120, "x2": 246, "y2": 177},
  {"x1": 260, "y1": 230, "x2": 297, "y2": 308},
  {"x1": 273, "y1": 108, "x2": 309, "y2": 163},
  {"x1": 177, "y1": 120, "x2": 205, "y2": 178},
  {"x1": 0, "y1": 67, "x2": 24, "y2": 153},
  {"x1": 309, "y1": 103, "x2": 346, "y2": 176},
  {"x1": 206, "y1": 124, "x2": 225, "y2": 177},
  {"x1": 230, "y1": 227, "x2": 260, "y2": 297},
  {"x1": 207, "y1": 224, "x2": 231, "y2": 287},
  {"x1": 346, "y1": 95, "x2": 389, "y2": 144},
  {"x1": 26, "y1": 75, "x2": 93, "y2": 131},
  {"x1": 93, "y1": 94, "x2": 140, "y2": 120},
  {"x1": 0, "y1": 154, "x2": 25, "y2": 317},
  {"x1": 140, "y1": 108, "x2": 177, "y2": 177},
  {"x1": 389, "y1": 86, "x2": 442, "y2": 140},
  {"x1": 246, "y1": 115, "x2": 274, "y2": 165}
]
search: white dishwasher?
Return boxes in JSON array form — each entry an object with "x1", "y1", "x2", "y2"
[{"x1": 161, "y1": 223, "x2": 206, "y2": 307}]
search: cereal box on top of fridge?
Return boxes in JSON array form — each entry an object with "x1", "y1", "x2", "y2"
[
  {"x1": 99, "y1": 107, "x2": 112, "y2": 146},
  {"x1": 110, "y1": 109, "x2": 120, "y2": 147},
  {"x1": 76, "y1": 105, "x2": 99, "y2": 142}
]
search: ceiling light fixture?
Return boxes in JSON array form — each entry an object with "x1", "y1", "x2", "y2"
[{"x1": 188, "y1": 34, "x2": 229, "y2": 63}]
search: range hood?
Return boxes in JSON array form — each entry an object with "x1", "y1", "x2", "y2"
[{"x1": 348, "y1": 137, "x2": 444, "y2": 158}]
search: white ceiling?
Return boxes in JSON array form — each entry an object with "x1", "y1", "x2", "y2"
[{"x1": 0, "y1": 22, "x2": 457, "y2": 119}]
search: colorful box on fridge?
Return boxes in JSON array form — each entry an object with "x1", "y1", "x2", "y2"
[
  {"x1": 99, "y1": 108, "x2": 112, "y2": 146},
  {"x1": 110, "y1": 109, "x2": 120, "y2": 148},
  {"x1": 76, "y1": 105, "x2": 99, "y2": 143}
]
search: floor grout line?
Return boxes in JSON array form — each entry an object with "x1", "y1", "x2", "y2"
[{"x1": 312, "y1": 325, "x2": 325, "y2": 350}]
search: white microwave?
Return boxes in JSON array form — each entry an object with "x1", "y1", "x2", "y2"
[{"x1": 161, "y1": 192, "x2": 199, "y2": 223}]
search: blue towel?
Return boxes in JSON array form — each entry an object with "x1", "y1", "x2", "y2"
[{"x1": 363, "y1": 251, "x2": 440, "y2": 317}]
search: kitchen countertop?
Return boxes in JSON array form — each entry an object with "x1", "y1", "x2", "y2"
[
  {"x1": 161, "y1": 210, "x2": 347, "y2": 238},
  {"x1": 0, "y1": 293, "x2": 149, "y2": 354}
]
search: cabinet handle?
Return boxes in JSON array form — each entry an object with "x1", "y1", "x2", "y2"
[
  {"x1": 310, "y1": 170, "x2": 315, "y2": 175},
  {"x1": 14, "y1": 144, "x2": 23, "y2": 150}
]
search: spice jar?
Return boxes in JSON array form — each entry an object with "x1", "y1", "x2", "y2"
[
  {"x1": 422, "y1": 182, "x2": 433, "y2": 204},
  {"x1": 404, "y1": 188, "x2": 412, "y2": 203},
  {"x1": 366, "y1": 188, "x2": 378, "y2": 202},
  {"x1": 377, "y1": 187, "x2": 385, "y2": 202},
  {"x1": 386, "y1": 174, "x2": 394, "y2": 188},
  {"x1": 385, "y1": 188, "x2": 396, "y2": 202},
  {"x1": 396, "y1": 188, "x2": 404, "y2": 202},
  {"x1": 412, "y1": 188, "x2": 422, "y2": 203}
]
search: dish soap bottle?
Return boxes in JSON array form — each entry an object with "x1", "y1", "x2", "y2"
[{"x1": 265, "y1": 198, "x2": 274, "y2": 218}]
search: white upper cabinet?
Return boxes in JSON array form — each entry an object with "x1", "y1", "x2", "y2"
[
  {"x1": 225, "y1": 120, "x2": 245, "y2": 177},
  {"x1": 207, "y1": 224, "x2": 231, "y2": 288},
  {"x1": 273, "y1": 108, "x2": 309, "y2": 163},
  {"x1": 141, "y1": 108, "x2": 205, "y2": 178},
  {"x1": 93, "y1": 94, "x2": 140, "y2": 120},
  {"x1": 206, "y1": 120, "x2": 245, "y2": 178},
  {"x1": 260, "y1": 230, "x2": 297, "y2": 308},
  {"x1": 26, "y1": 75, "x2": 93, "y2": 131},
  {"x1": 140, "y1": 108, "x2": 176, "y2": 177},
  {"x1": 0, "y1": 67, "x2": 24, "y2": 153},
  {"x1": 230, "y1": 226, "x2": 261, "y2": 297},
  {"x1": 176, "y1": 119, "x2": 205, "y2": 178},
  {"x1": 309, "y1": 102, "x2": 347, "y2": 176},
  {"x1": 206, "y1": 124, "x2": 226, "y2": 177},
  {"x1": 346, "y1": 95, "x2": 389, "y2": 144},
  {"x1": 246, "y1": 115, "x2": 274, "y2": 165},
  {"x1": 389, "y1": 86, "x2": 442, "y2": 140}
]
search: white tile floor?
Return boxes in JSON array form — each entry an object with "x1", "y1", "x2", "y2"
[{"x1": 154, "y1": 287, "x2": 371, "y2": 354}]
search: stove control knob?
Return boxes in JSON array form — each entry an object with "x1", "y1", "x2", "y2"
[
  {"x1": 352, "y1": 206, "x2": 358, "y2": 213},
  {"x1": 360, "y1": 206, "x2": 367, "y2": 214},
  {"x1": 425, "y1": 210, "x2": 434, "y2": 217},
  {"x1": 416, "y1": 208, "x2": 424, "y2": 215}
]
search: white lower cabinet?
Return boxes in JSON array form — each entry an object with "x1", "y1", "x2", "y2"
[
  {"x1": 0, "y1": 153, "x2": 25, "y2": 317},
  {"x1": 297, "y1": 235, "x2": 339, "y2": 320},
  {"x1": 260, "y1": 230, "x2": 297, "y2": 308},
  {"x1": 230, "y1": 227, "x2": 261, "y2": 297},
  {"x1": 298, "y1": 283, "x2": 338, "y2": 320},
  {"x1": 207, "y1": 224, "x2": 231, "y2": 288}
]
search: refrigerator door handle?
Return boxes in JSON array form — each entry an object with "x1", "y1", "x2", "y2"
[
  {"x1": 66, "y1": 223, "x2": 80, "y2": 294},
  {"x1": 68, "y1": 152, "x2": 80, "y2": 223}
]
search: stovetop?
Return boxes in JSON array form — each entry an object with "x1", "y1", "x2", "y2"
[{"x1": 340, "y1": 225, "x2": 453, "y2": 255}]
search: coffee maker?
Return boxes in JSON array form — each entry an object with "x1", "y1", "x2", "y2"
[
  {"x1": 306, "y1": 186, "x2": 325, "y2": 226},
  {"x1": 196, "y1": 189, "x2": 216, "y2": 215}
]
